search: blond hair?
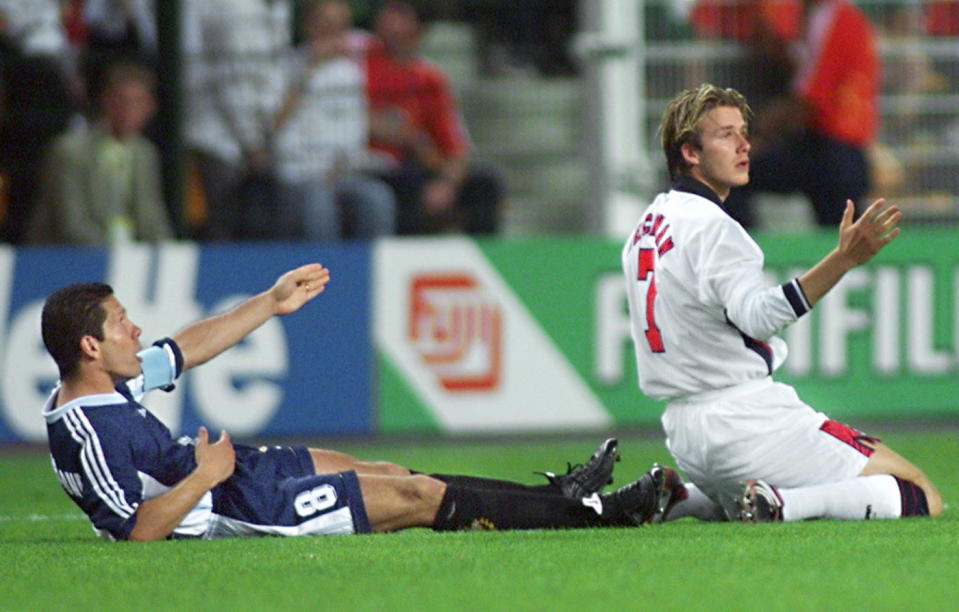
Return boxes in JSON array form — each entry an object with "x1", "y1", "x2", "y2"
[{"x1": 660, "y1": 84, "x2": 752, "y2": 181}]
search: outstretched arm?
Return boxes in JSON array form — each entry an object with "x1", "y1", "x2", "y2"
[
  {"x1": 798, "y1": 199, "x2": 901, "y2": 307},
  {"x1": 174, "y1": 263, "x2": 331, "y2": 371}
]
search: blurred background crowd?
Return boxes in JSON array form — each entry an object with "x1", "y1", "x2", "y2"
[{"x1": 0, "y1": 0, "x2": 956, "y2": 245}]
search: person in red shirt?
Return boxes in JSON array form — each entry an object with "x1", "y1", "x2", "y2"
[
  {"x1": 925, "y1": 1, "x2": 959, "y2": 36},
  {"x1": 723, "y1": 0, "x2": 879, "y2": 228},
  {"x1": 690, "y1": 0, "x2": 800, "y2": 42},
  {"x1": 364, "y1": 0, "x2": 503, "y2": 235},
  {"x1": 688, "y1": 1, "x2": 801, "y2": 143}
]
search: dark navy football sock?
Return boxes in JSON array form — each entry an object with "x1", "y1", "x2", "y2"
[
  {"x1": 428, "y1": 473, "x2": 559, "y2": 495},
  {"x1": 431, "y1": 484, "x2": 606, "y2": 531}
]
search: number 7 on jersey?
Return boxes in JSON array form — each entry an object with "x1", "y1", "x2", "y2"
[{"x1": 636, "y1": 248, "x2": 665, "y2": 353}]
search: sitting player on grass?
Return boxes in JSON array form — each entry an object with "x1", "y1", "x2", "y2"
[
  {"x1": 40, "y1": 264, "x2": 687, "y2": 540},
  {"x1": 621, "y1": 83, "x2": 942, "y2": 523}
]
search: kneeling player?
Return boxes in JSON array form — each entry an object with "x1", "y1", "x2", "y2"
[{"x1": 621, "y1": 84, "x2": 941, "y2": 523}]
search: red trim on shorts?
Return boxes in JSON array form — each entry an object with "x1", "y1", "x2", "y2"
[{"x1": 819, "y1": 420, "x2": 880, "y2": 456}]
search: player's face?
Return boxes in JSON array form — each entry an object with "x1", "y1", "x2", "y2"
[
  {"x1": 96, "y1": 297, "x2": 143, "y2": 381},
  {"x1": 685, "y1": 105, "x2": 751, "y2": 200}
]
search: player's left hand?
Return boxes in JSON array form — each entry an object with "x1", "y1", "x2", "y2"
[
  {"x1": 837, "y1": 198, "x2": 901, "y2": 266},
  {"x1": 270, "y1": 263, "x2": 331, "y2": 315}
]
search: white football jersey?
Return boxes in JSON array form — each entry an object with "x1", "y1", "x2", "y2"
[{"x1": 622, "y1": 177, "x2": 812, "y2": 400}]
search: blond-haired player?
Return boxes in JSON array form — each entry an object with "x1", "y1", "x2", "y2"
[{"x1": 623, "y1": 83, "x2": 942, "y2": 522}]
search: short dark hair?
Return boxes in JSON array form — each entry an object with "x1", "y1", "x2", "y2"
[{"x1": 41, "y1": 283, "x2": 114, "y2": 378}]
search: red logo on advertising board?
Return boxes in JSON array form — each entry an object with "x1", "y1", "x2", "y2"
[{"x1": 408, "y1": 273, "x2": 502, "y2": 392}]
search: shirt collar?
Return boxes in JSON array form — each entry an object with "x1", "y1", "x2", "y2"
[
  {"x1": 41, "y1": 381, "x2": 137, "y2": 424},
  {"x1": 672, "y1": 175, "x2": 724, "y2": 208},
  {"x1": 42, "y1": 387, "x2": 129, "y2": 423}
]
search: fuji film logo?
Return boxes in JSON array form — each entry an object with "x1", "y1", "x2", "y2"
[{"x1": 408, "y1": 273, "x2": 502, "y2": 392}]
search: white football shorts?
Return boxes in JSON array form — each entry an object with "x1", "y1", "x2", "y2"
[{"x1": 661, "y1": 377, "x2": 875, "y2": 517}]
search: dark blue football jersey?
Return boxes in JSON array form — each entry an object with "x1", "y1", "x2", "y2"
[
  {"x1": 43, "y1": 339, "x2": 211, "y2": 539},
  {"x1": 43, "y1": 338, "x2": 370, "y2": 540}
]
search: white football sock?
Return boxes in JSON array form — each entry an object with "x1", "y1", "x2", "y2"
[
  {"x1": 664, "y1": 482, "x2": 727, "y2": 521},
  {"x1": 777, "y1": 474, "x2": 902, "y2": 521}
]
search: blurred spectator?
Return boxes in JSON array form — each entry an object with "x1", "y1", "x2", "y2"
[
  {"x1": 925, "y1": 1, "x2": 959, "y2": 37},
  {"x1": 0, "y1": 0, "x2": 80, "y2": 243},
  {"x1": 183, "y1": 0, "x2": 291, "y2": 240},
  {"x1": 458, "y1": 0, "x2": 578, "y2": 77},
  {"x1": 0, "y1": 0, "x2": 74, "y2": 58},
  {"x1": 690, "y1": 0, "x2": 799, "y2": 41},
  {"x1": 26, "y1": 61, "x2": 173, "y2": 245},
  {"x1": 923, "y1": 1, "x2": 959, "y2": 93},
  {"x1": 688, "y1": 0, "x2": 800, "y2": 112},
  {"x1": 365, "y1": 0, "x2": 504, "y2": 235},
  {"x1": 271, "y1": 0, "x2": 395, "y2": 240},
  {"x1": 723, "y1": 0, "x2": 879, "y2": 228},
  {"x1": 61, "y1": 0, "x2": 88, "y2": 47}
]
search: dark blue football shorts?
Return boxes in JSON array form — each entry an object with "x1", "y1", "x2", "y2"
[{"x1": 206, "y1": 444, "x2": 371, "y2": 537}]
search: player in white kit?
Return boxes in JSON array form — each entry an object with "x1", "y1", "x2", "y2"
[{"x1": 623, "y1": 84, "x2": 942, "y2": 522}]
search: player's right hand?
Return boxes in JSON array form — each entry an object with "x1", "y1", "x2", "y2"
[{"x1": 195, "y1": 426, "x2": 236, "y2": 486}]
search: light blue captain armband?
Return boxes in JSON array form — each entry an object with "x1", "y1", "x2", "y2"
[{"x1": 136, "y1": 338, "x2": 184, "y2": 393}]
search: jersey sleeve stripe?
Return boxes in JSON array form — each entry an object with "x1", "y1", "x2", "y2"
[
  {"x1": 782, "y1": 279, "x2": 812, "y2": 317},
  {"x1": 66, "y1": 409, "x2": 136, "y2": 518},
  {"x1": 69, "y1": 410, "x2": 134, "y2": 517},
  {"x1": 62, "y1": 411, "x2": 86, "y2": 445}
]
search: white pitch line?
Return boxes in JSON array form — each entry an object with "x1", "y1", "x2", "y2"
[{"x1": 0, "y1": 513, "x2": 86, "y2": 523}]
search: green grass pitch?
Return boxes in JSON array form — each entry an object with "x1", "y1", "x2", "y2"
[{"x1": 2, "y1": 427, "x2": 956, "y2": 611}]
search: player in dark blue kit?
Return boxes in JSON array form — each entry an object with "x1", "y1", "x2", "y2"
[{"x1": 41, "y1": 263, "x2": 687, "y2": 541}]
